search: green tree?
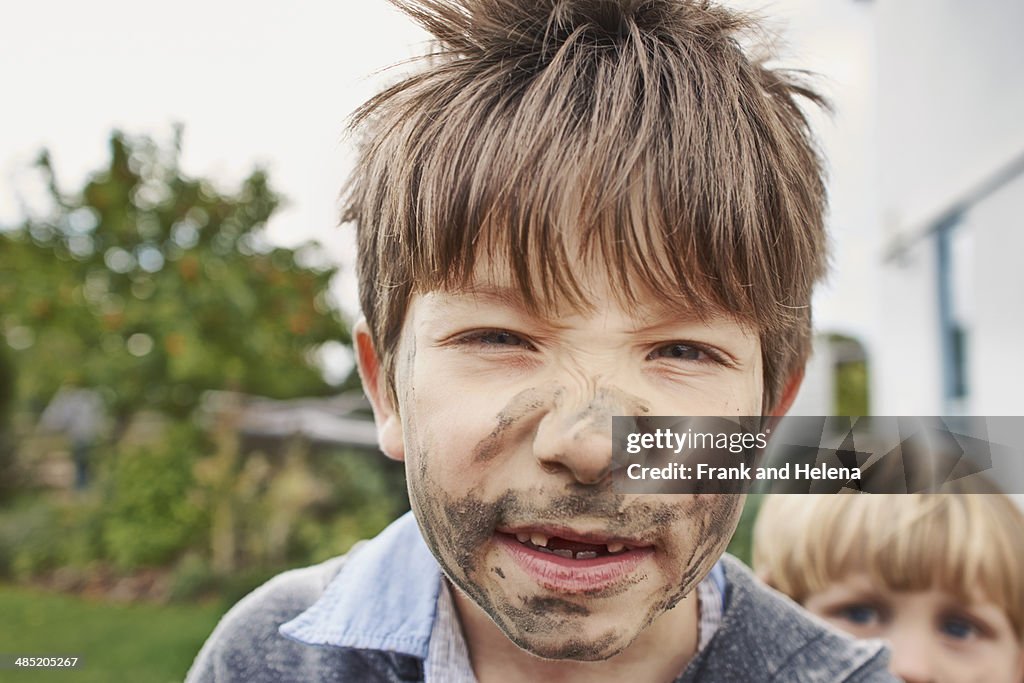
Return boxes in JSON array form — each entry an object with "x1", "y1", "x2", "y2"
[{"x1": 0, "y1": 128, "x2": 349, "y2": 421}]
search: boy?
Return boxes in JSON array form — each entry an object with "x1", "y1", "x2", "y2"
[
  {"x1": 754, "y1": 494, "x2": 1024, "y2": 682},
  {"x1": 187, "y1": 1, "x2": 894, "y2": 680}
]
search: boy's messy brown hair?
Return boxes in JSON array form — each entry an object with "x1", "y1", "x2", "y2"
[{"x1": 345, "y1": 0, "x2": 829, "y2": 410}]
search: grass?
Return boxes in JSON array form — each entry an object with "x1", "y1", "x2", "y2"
[{"x1": 0, "y1": 585, "x2": 226, "y2": 683}]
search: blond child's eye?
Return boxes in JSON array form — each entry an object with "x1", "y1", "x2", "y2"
[
  {"x1": 837, "y1": 604, "x2": 881, "y2": 626},
  {"x1": 940, "y1": 616, "x2": 979, "y2": 640}
]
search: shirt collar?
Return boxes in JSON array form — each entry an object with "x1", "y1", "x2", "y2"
[{"x1": 279, "y1": 511, "x2": 442, "y2": 659}]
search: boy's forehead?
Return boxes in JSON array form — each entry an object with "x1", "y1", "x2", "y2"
[{"x1": 418, "y1": 259, "x2": 750, "y2": 332}]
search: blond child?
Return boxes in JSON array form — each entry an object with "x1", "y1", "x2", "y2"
[{"x1": 754, "y1": 494, "x2": 1024, "y2": 682}]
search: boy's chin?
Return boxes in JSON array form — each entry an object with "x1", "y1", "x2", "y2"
[
  {"x1": 502, "y1": 620, "x2": 633, "y2": 662},
  {"x1": 482, "y1": 595, "x2": 647, "y2": 662}
]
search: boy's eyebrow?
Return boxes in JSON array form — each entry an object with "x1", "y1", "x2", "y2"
[
  {"x1": 450, "y1": 283, "x2": 534, "y2": 312},
  {"x1": 446, "y1": 283, "x2": 725, "y2": 331},
  {"x1": 624, "y1": 309, "x2": 724, "y2": 334}
]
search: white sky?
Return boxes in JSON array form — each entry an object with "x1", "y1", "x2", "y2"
[{"x1": 0, "y1": 0, "x2": 876, "y2": 337}]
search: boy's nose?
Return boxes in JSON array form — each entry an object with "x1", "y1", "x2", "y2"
[{"x1": 532, "y1": 406, "x2": 614, "y2": 486}]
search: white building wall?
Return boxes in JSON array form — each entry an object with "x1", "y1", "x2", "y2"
[
  {"x1": 874, "y1": 0, "x2": 1024, "y2": 235},
  {"x1": 872, "y1": 240, "x2": 945, "y2": 415},
  {"x1": 872, "y1": 0, "x2": 1024, "y2": 416},
  {"x1": 965, "y1": 172, "x2": 1024, "y2": 415},
  {"x1": 788, "y1": 338, "x2": 836, "y2": 416}
]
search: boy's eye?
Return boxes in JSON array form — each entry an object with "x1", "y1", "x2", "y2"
[
  {"x1": 647, "y1": 343, "x2": 711, "y2": 362},
  {"x1": 837, "y1": 604, "x2": 882, "y2": 626},
  {"x1": 481, "y1": 331, "x2": 523, "y2": 345},
  {"x1": 463, "y1": 330, "x2": 531, "y2": 348}
]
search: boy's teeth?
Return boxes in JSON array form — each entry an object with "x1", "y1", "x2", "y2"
[{"x1": 510, "y1": 531, "x2": 631, "y2": 557}]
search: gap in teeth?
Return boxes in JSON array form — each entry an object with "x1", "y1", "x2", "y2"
[{"x1": 511, "y1": 533, "x2": 630, "y2": 558}]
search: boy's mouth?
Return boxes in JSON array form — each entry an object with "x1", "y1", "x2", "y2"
[
  {"x1": 493, "y1": 525, "x2": 655, "y2": 593},
  {"x1": 496, "y1": 526, "x2": 647, "y2": 558}
]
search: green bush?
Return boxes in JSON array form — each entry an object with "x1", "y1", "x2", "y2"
[
  {"x1": 0, "y1": 497, "x2": 61, "y2": 579},
  {"x1": 0, "y1": 423, "x2": 411, "y2": 594},
  {"x1": 0, "y1": 495, "x2": 100, "y2": 580},
  {"x1": 0, "y1": 346, "x2": 18, "y2": 501},
  {"x1": 100, "y1": 426, "x2": 207, "y2": 570},
  {"x1": 167, "y1": 551, "x2": 280, "y2": 609},
  {"x1": 291, "y1": 450, "x2": 408, "y2": 563},
  {"x1": 59, "y1": 496, "x2": 106, "y2": 568}
]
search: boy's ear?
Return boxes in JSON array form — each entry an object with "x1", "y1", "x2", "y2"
[
  {"x1": 354, "y1": 319, "x2": 406, "y2": 462},
  {"x1": 768, "y1": 368, "x2": 804, "y2": 417}
]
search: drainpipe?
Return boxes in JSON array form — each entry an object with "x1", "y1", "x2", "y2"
[{"x1": 934, "y1": 211, "x2": 962, "y2": 414}]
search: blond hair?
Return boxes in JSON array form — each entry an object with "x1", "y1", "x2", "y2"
[
  {"x1": 753, "y1": 494, "x2": 1024, "y2": 639},
  {"x1": 345, "y1": 0, "x2": 829, "y2": 409}
]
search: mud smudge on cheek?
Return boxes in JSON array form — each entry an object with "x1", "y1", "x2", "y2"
[
  {"x1": 472, "y1": 388, "x2": 548, "y2": 463},
  {"x1": 438, "y1": 492, "x2": 511, "y2": 574},
  {"x1": 410, "y1": 481, "x2": 516, "y2": 607},
  {"x1": 405, "y1": 333, "x2": 416, "y2": 386},
  {"x1": 654, "y1": 493, "x2": 743, "y2": 615},
  {"x1": 395, "y1": 326, "x2": 429, "y2": 483},
  {"x1": 690, "y1": 494, "x2": 742, "y2": 573},
  {"x1": 471, "y1": 384, "x2": 649, "y2": 466}
]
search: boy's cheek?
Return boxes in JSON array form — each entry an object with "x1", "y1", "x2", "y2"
[{"x1": 405, "y1": 368, "x2": 546, "y2": 460}]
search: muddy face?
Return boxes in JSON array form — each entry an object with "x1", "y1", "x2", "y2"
[
  {"x1": 386, "y1": 279, "x2": 763, "y2": 660},
  {"x1": 410, "y1": 474, "x2": 741, "y2": 659}
]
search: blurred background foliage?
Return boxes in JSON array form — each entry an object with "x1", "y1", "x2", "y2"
[
  {"x1": 2, "y1": 128, "x2": 348, "y2": 423},
  {"x1": 0, "y1": 130, "x2": 408, "y2": 682}
]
